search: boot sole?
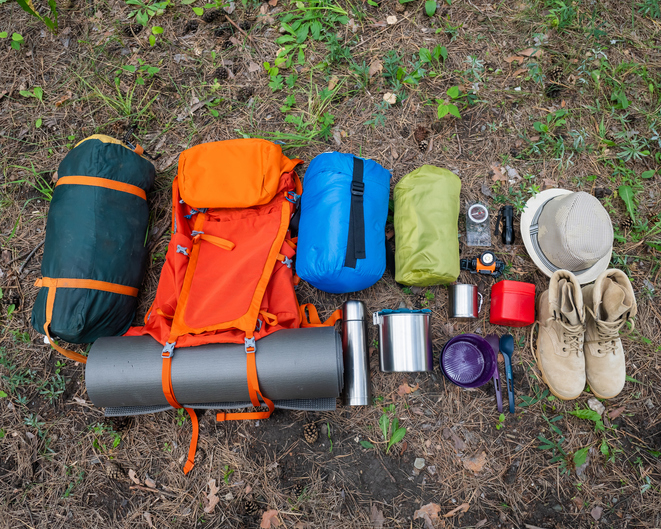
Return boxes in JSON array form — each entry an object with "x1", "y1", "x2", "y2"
[
  {"x1": 589, "y1": 385, "x2": 621, "y2": 400},
  {"x1": 534, "y1": 333, "x2": 582, "y2": 401}
]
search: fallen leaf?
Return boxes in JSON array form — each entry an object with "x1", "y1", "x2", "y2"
[
  {"x1": 72, "y1": 396, "x2": 86, "y2": 405},
  {"x1": 443, "y1": 503, "x2": 470, "y2": 518},
  {"x1": 328, "y1": 75, "x2": 339, "y2": 91},
  {"x1": 245, "y1": 484, "x2": 253, "y2": 494},
  {"x1": 504, "y1": 55, "x2": 525, "y2": 63},
  {"x1": 399, "y1": 441, "x2": 408, "y2": 456},
  {"x1": 248, "y1": 61, "x2": 261, "y2": 73},
  {"x1": 143, "y1": 512, "x2": 156, "y2": 529},
  {"x1": 259, "y1": 4, "x2": 269, "y2": 14},
  {"x1": 386, "y1": 15, "x2": 397, "y2": 24},
  {"x1": 519, "y1": 47, "x2": 543, "y2": 57},
  {"x1": 128, "y1": 469, "x2": 141, "y2": 485},
  {"x1": 529, "y1": 135, "x2": 540, "y2": 141},
  {"x1": 261, "y1": 509, "x2": 281, "y2": 528},
  {"x1": 608, "y1": 406, "x2": 626, "y2": 420},
  {"x1": 370, "y1": 504, "x2": 385, "y2": 529},
  {"x1": 268, "y1": 0, "x2": 277, "y2": 5},
  {"x1": 386, "y1": 227, "x2": 394, "y2": 240},
  {"x1": 383, "y1": 92, "x2": 397, "y2": 105},
  {"x1": 462, "y1": 451, "x2": 487, "y2": 474},
  {"x1": 294, "y1": 523, "x2": 307, "y2": 529},
  {"x1": 347, "y1": 18, "x2": 358, "y2": 32},
  {"x1": 561, "y1": 100, "x2": 566, "y2": 108},
  {"x1": 55, "y1": 90, "x2": 73, "y2": 107},
  {"x1": 145, "y1": 477, "x2": 157, "y2": 489},
  {"x1": 588, "y1": 397, "x2": 606, "y2": 417},
  {"x1": 204, "y1": 478, "x2": 221, "y2": 514},
  {"x1": 481, "y1": 183, "x2": 494, "y2": 198},
  {"x1": 442, "y1": 428, "x2": 466, "y2": 451},
  {"x1": 490, "y1": 164, "x2": 507, "y2": 182},
  {"x1": 591, "y1": 505, "x2": 603, "y2": 521},
  {"x1": 368, "y1": 59, "x2": 382, "y2": 77},
  {"x1": 397, "y1": 383, "x2": 419, "y2": 396},
  {"x1": 414, "y1": 503, "x2": 441, "y2": 529},
  {"x1": 475, "y1": 519, "x2": 487, "y2": 528},
  {"x1": 542, "y1": 178, "x2": 556, "y2": 189},
  {"x1": 372, "y1": 20, "x2": 387, "y2": 27},
  {"x1": 513, "y1": 68, "x2": 527, "y2": 76}
]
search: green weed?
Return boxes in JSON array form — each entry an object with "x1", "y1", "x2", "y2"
[
  {"x1": 125, "y1": 0, "x2": 170, "y2": 26},
  {"x1": 379, "y1": 404, "x2": 406, "y2": 454}
]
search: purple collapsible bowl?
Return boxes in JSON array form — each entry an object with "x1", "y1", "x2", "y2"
[{"x1": 440, "y1": 334, "x2": 497, "y2": 388}]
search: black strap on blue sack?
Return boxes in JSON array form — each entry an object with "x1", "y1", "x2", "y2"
[{"x1": 344, "y1": 157, "x2": 365, "y2": 269}]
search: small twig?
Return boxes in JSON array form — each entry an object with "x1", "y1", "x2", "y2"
[
  {"x1": 225, "y1": 15, "x2": 261, "y2": 52},
  {"x1": 129, "y1": 485, "x2": 176, "y2": 497},
  {"x1": 18, "y1": 240, "x2": 45, "y2": 276},
  {"x1": 147, "y1": 223, "x2": 170, "y2": 252}
]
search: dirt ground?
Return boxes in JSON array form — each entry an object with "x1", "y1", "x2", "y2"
[{"x1": 1, "y1": 0, "x2": 660, "y2": 527}]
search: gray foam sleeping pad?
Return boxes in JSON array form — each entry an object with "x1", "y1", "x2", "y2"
[{"x1": 86, "y1": 327, "x2": 343, "y2": 408}]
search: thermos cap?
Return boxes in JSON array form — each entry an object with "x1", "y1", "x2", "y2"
[{"x1": 342, "y1": 300, "x2": 366, "y2": 321}]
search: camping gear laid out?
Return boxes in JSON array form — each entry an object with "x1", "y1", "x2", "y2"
[
  {"x1": 582, "y1": 269, "x2": 637, "y2": 399},
  {"x1": 466, "y1": 202, "x2": 491, "y2": 247},
  {"x1": 31, "y1": 134, "x2": 155, "y2": 363},
  {"x1": 499, "y1": 334, "x2": 515, "y2": 413},
  {"x1": 490, "y1": 280, "x2": 535, "y2": 327},
  {"x1": 448, "y1": 284, "x2": 482, "y2": 319},
  {"x1": 495, "y1": 205, "x2": 515, "y2": 245},
  {"x1": 125, "y1": 139, "x2": 341, "y2": 474},
  {"x1": 341, "y1": 300, "x2": 371, "y2": 406},
  {"x1": 460, "y1": 251, "x2": 505, "y2": 277},
  {"x1": 86, "y1": 327, "x2": 343, "y2": 409},
  {"x1": 521, "y1": 189, "x2": 613, "y2": 284},
  {"x1": 373, "y1": 309, "x2": 433, "y2": 372},
  {"x1": 394, "y1": 166, "x2": 461, "y2": 286},
  {"x1": 296, "y1": 152, "x2": 391, "y2": 294},
  {"x1": 440, "y1": 334, "x2": 496, "y2": 388},
  {"x1": 485, "y1": 334, "x2": 503, "y2": 413}
]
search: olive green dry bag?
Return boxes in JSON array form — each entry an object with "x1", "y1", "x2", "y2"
[{"x1": 394, "y1": 165, "x2": 461, "y2": 286}]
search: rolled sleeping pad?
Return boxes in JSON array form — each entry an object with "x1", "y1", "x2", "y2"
[{"x1": 86, "y1": 327, "x2": 343, "y2": 408}]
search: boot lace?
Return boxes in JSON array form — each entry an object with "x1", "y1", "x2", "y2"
[
  {"x1": 587, "y1": 307, "x2": 635, "y2": 355},
  {"x1": 547, "y1": 316, "x2": 584, "y2": 356}
]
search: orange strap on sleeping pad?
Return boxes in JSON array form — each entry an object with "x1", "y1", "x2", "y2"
[
  {"x1": 161, "y1": 344, "x2": 199, "y2": 475},
  {"x1": 299, "y1": 303, "x2": 343, "y2": 328},
  {"x1": 216, "y1": 336, "x2": 275, "y2": 422},
  {"x1": 35, "y1": 277, "x2": 139, "y2": 364}
]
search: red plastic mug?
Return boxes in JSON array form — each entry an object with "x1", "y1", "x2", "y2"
[{"x1": 490, "y1": 280, "x2": 535, "y2": 327}]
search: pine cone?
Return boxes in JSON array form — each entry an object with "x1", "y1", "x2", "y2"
[
  {"x1": 105, "y1": 462, "x2": 125, "y2": 481},
  {"x1": 212, "y1": 67, "x2": 229, "y2": 81},
  {"x1": 239, "y1": 20, "x2": 252, "y2": 31},
  {"x1": 620, "y1": 217, "x2": 633, "y2": 230},
  {"x1": 544, "y1": 83, "x2": 563, "y2": 99},
  {"x1": 236, "y1": 87, "x2": 254, "y2": 102},
  {"x1": 244, "y1": 500, "x2": 259, "y2": 515},
  {"x1": 292, "y1": 483, "x2": 305, "y2": 497},
  {"x1": 202, "y1": 9, "x2": 223, "y2": 23},
  {"x1": 183, "y1": 20, "x2": 199, "y2": 35},
  {"x1": 105, "y1": 416, "x2": 134, "y2": 432},
  {"x1": 123, "y1": 24, "x2": 143, "y2": 37},
  {"x1": 214, "y1": 24, "x2": 232, "y2": 38},
  {"x1": 547, "y1": 65, "x2": 563, "y2": 82},
  {"x1": 303, "y1": 423, "x2": 318, "y2": 444},
  {"x1": 414, "y1": 125, "x2": 429, "y2": 152}
]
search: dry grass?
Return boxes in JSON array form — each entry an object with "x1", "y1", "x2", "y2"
[{"x1": 1, "y1": 0, "x2": 660, "y2": 527}]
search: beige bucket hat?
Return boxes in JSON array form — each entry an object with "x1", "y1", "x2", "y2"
[{"x1": 520, "y1": 189, "x2": 613, "y2": 284}]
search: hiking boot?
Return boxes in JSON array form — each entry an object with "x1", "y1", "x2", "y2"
[
  {"x1": 535, "y1": 270, "x2": 586, "y2": 400},
  {"x1": 582, "y1": 269, "x2": 637, "y2": 399}
]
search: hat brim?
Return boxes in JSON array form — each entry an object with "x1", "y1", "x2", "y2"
[{"x1": 520, "y1": 188, "x2": 612, "y2": 285}]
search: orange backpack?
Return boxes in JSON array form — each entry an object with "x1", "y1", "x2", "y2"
[{"x1": 127, "y1": 139, "x2": 340, "y2": 473}]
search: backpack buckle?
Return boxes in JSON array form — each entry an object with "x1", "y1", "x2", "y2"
[
  {"x1": 245, "y1": 337, "x2": 256, "y2": 354},
  {"x1": 351, "y1": 181, "x2": 364, "y2": 196},
  {"x1": 286, "y1": 191, "x2": 300, "y2": 204},
  {"x1": 282, "y1": 256, "x2": 293, "y2": 268},
  {"x1": 161, "y1": 341, "x2": 176, "y2": 359},
  {"x1": 176, "y1": 245, "x2": 189, "y2": 256}
]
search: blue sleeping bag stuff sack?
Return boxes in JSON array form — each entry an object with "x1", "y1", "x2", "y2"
[{"x1": 296, "y1": 152, "x2": 391, "y2": 294}]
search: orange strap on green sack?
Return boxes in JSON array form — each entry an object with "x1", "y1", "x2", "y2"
[
  {"x1": 35, "y1": 277, "x2": 139, "y2": 364},
  {"x1": 56, "y1": 176, "x2": 147, "y2": 200},
  {"x1": 299, "y1": 303, "x2": 342, "y2": 328}
]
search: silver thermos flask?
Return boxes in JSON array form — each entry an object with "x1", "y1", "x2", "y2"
[{"x1": 341, "y1": 300, "x2": 372, "y2": 406}]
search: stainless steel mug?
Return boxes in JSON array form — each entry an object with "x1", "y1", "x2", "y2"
[
  {"x1": 373, "y1": 309, "x2": 433, "y2": 372},
  {"x1": 448, "y1": 283, "x2": 483, "y2": 318},
  {"x1": 341, "y1": 300, "x2": 371, "y2": 406}
]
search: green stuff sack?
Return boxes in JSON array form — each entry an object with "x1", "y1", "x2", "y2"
[
  {"x1": 31, "y1": 135, "x2": 155, "y2": 362},
  {"x1": 394, "y1": 165, "x2": 461, "y2": 286}
]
